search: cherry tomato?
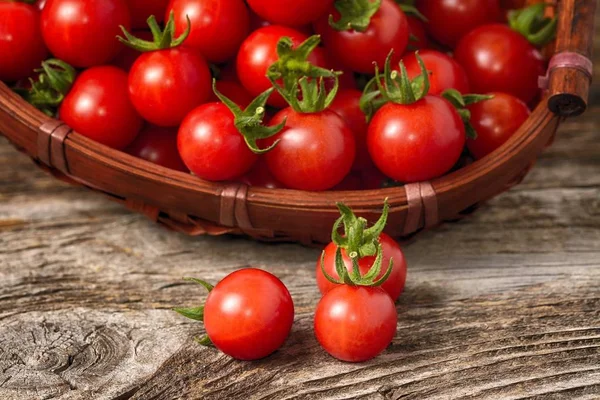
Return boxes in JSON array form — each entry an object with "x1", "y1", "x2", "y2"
[
  {"x1": 249, "y1": 11, "x2": 314, "y2": 36},
  {"x1": 236, "y1": 25, "x2": 328, "y2": 108},
  {"x1": 263, "y1": 109, "x2": 356, "y2": 191},
  {"x1": 36, "y1": 0, "x2": 48, "y2": 10},
  {"x1": 467, "y1": 92, "x2": 531, "y2": 159},
  {"x1": 204, "y1": 269, "x2": 294, "y2": 361},
  {"x1": 454, "y1": 24, "x2": 545, "y2": 103},
  {"x1": 333, "y1": 172, "x2": 362, "y2": 191},
  {"x1": 368, "y1": 96, "x2": 465, "y2": 182},
  {"x1": 317, "y1": 233, "x2": 407, "y2": 301},
  {"x1": 126, "y1": 126, "x2": 188, "y2": 172},
  {"x1": 314, "y1": 0, "x2": 409, "y2": 74},
  {"x1": 178, "y1": 102, "x2": 258, "y2": 181},
  {"x1": 239, "y1": 159, "x2": 286, "y2": 189},
  {"x1": 168, "y1": 0, "x2": 250, "y2": 63},
  {"x1": 112, "y1": 30, "x2": 154, "y2": 72},
  {"x1": 41, "y1": 0, "x2": 131, "y2": 68},
  {"x1": 405, "y1": 16, "x2": 428, "y2": 52},
  {"x1": 208, "y1": 81, "x2": 254, "y2": 108},
  {"x1": 60, "y1": 66, "x2": 142, "y2": 150},
  {"x1": 329, "y1": 89, "x2": 370, "y2": 171},
  {"x1": 126, "y1": 0, "x2": 169, "y2": 29},
  {"x1": 416, "y1": 0, "x2": 501, "y2": 47},
  {"x1": 403, "y1": 50, "x2": 470, "y2": 95},
  {"x1": 0, "y1": 2, "x2": 48, "y2": 82},
  {"x1": 247, "y1": 0, "x2": 334, "y2": 27},
  {"x1": 129, "y1": 47, "x2": 211, "y2": 127},
  {"x1": 315, "y1": 285, "x2": 397, "y2": 362}
]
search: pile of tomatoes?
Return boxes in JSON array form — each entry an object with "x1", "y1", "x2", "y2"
[
  {"x1": 176, "y1": 200, "x2": 408, "y2": 362},
  {"x1": 1, "y1": 0, "x2": 555, "y2": 191}
]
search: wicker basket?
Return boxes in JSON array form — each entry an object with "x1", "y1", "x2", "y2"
[{"x1": 0, "y1": 0, "x2": 596, "y2": 245}]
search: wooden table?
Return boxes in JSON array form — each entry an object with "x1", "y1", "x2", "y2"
[{"x1": 2, "y1": 33, "x2": 600, "y2": 400}]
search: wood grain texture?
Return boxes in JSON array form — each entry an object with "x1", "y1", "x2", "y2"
[{"x1": 1, "y1": 10, "x2": 600, "y2": 400}]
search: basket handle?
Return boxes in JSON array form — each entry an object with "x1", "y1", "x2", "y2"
[{"x1": 543, "y1": 0, "x2": 597, "y2": 117}]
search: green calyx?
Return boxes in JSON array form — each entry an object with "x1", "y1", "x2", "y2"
[
  {"x1": 395, "y1": 1, "x2": 428, "y2": 22},
  {"x1": 173, "y1": 277, "x2": 215, "y2": 346},
  {"x1": 329, "y1": 0, "x2": 382, "y2": 32},
  {"x1": 441, "y1": 89, "x2": 494, "y2": 140},
  {"x1": 360, "y1": 50, "x2": 430, "y2": 121},
  {"x1": 320, "y1": 200, "x2": 394, "y2": 287},
  {"x1": 118, "y1": 11, "x2": 190, "y2": 52},
  {"x1": 267, "y1": 35, "x2": 341, "y2": 113},
  {"x1": 213, "y1": 80, "x2": 285, "y2": 154},
  {"x1": 18, "y1": 59, "x2": 76, "y2": 117},
  {"x1": 508, "y1": 3, "x2": 557, "y2": 47}
]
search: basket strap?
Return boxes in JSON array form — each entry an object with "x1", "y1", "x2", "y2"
[
  {"x1": 219, "y1": 183, "x2": 253, "y2": 230},
  {"x1": 38, "y1": 121, "x2": 72, "y2": 174},
  {"x1": 403, "y1": 182, "x2": 439, "y2": 236}
]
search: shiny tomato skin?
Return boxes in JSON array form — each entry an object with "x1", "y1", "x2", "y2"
[
  {"x1": 41, "y1": 0, "x2": 131, "y2": 68},
  {"x1": 60, "y1": 66, "x2": 142, "y2": 150},
  {"x1": 314, "y1": 0, "x2": 409, "y2": 74},
  {"x1": 403, "y1": 50, "x2": 470, "y2": 95},
  {"x1": 126, "y1": 126, "x2": 188, "y2": 172},
  {"x1": 454, "y1": 24, "x2": 545, "y2": 104},
  {"x1": 263, "y1": 109, "x2": 356, "y2": 191},
  {"x1": 405, "y1": 16, "x2": 428, "y2": 52},
  {"x1": 36, "y1": 0, "x2": 48, "y2": 10},
  {"x1": 368, "y1": 96, "x2": 465, "y2": 182},
  {"x1": 247, "y1": 0, "x2": 334, "y2": 27},
  {"x1": 112, "y1": 30, "x2": 154, "y2": 72},
  {"x1": 0, "y1": 2, "x2": 48, "y2": 82},
  {"x1": 129, "y1": 47, "x2": 211, "y2": 127},
  {"x1": 317, "y1": 233, "x2": 407, "y2": 301},
  {"x1": 126, "y1": 0, "x2": 169, "y2": 29},
  {"x1": 315, "y1": 285, "x2": 397, "y2": 362},
  {"x1": 416, "y1": 0, "x2": 501, "y2": 47},
  {"x1": 204, "y1": 268, "x2": 294, "y2": 361},
  {"x1": 467, "y1": 92, "x2": 531, "y2": 159},
  {"x1": 209, "y1": 80, "x2": 254, "y2": 109},
  {"x1": 178, "y1": 102, "x2": 258, "y2": 181},
  {"x1": 167, "y1": 0, "x2": 250, "y2": 63},
  {"x1": 236, "y1": 25, "x2": 328, "y2": 108},
  {"x1": 239, "y1": 159, "x2": 286, "y2": 189},
  {"x1": 329, "y1": 89, "x2": 370, "y2": 171}
]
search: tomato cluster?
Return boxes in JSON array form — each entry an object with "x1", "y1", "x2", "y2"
[
  {"x1": 2, "y1": 0, "x2": 554, "y2": 190},
  {"x1": 175, "y1": 200, "x2": 407, "y2": 362}
]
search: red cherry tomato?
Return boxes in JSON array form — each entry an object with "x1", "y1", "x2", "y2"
[
  {"x1": 239, "y1": 159, "x2": 286, "y2": 189},
  {"x1": 317, "y1": 233, "x2": 407, "y2": 301},
  {"x1": 405, "y1": 16, "x2": 428, "y2": 52},
  {"x1": 167, "y1": 0, "x2": 250, "y2": 63},
  {"x1": 333, "y1": 172, "x2": 362, "y2": 191},
  {"x1": 315, "y1": 285, "x2": 397, "y2": 362},
  {"x1": 368, "y1": 96, "x2": 465, "y2": 182},
  {"x1": 178, "y1": 102, "x2": 258, "y2": 181},
  {"x1": 263, "y1": 109, "x2": 356, "y2": 191},
  {"x1": 129, "y1": 47, "x2": 211, "y2": 127},
  {"x1": 112, "y1": 30, "x2": 154, "y2": 72},
  {"x1": 126, "y1": 0, "x2": 169, "y2": 29},
  {"x1": 403, "y1": 50, "x2": 470, "y2": 95},
  {"x1": 247, "y1": 0, "x2": 334, "y2": 27},
  {"x1": 467, "y1": 92, "x2": 531, "y2": 159},
  {"x1": 249, "y1": 11, "x2": 314, "y2": 36},
  {"x1": 126, "y1": 126, "x2": 188, "y2": 172},
  {"x1": 209, "y1": 81, "x2": 254, "y2": 109},
  {"x1": 36, "y1": 0, "x2": 48, "y2": 10},
  {"x1": 41, "y1": 0, "x2": 131, "y2": 68},
  {"x1": 60, "y1": 66, "x2": 142, "y2": 150},
  {"x1": 454, "y1": 24, "x2": 545, "y2": 104},
  {"x1": 329, "y1": 89, "x2": 370, "y2": 171},
  {"x1": 204, "y1": 269, "x2": 294, "y2": 360},
  {"x1": 0, "y1": 2, "x2": 48, "y2": 82},
  {"x1": 314, "y1": 0, "x2": 409, "y2": 74},
  {"x1": 236, "y1": 25, "x2": 328, "y2": 108},
  {"x1": 416, "y1": 0, "x2": 501, "y2": 47}
]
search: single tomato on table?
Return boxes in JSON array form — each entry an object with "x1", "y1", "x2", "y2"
[
  {"x1": 41, "y1": 0, "x2": 131, "y2": 68},
  {"x1": 467, "y1": 92, "x2": 531, "y2": 159},
  {"x1": 314, "y1": 0, "x2": 410, "y2": 74},
  {"x1": 0, "y1": 1, "x2": 48, "y2": 82},
  {"x1": 175, "y1": 269, "x2": 294, "y2": 361},
  {"x1": 60, "y1": 66, "x2": 143, "y2": 150},
  {"x1": 126, "y1": 126, "x2": 188, "y2": 172},
  {"x1": 119, "y1": 14, "x2": 211, "y2": 127}
]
